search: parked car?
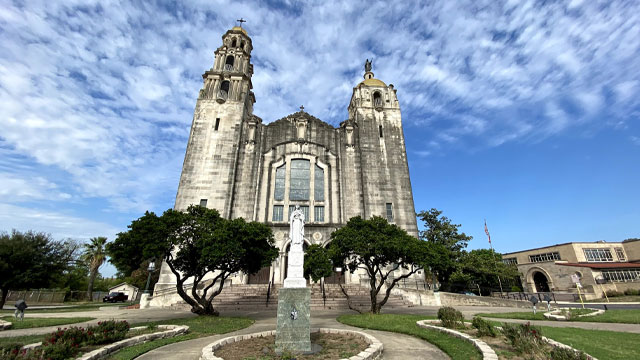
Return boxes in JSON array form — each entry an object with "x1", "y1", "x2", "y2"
[{"x1": 103, "y1": 292, "x2": 128, "y2": 303}]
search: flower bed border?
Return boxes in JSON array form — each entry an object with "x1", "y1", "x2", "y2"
[
  {"x1": 418, "y1": 320, "x2": 598, "y2": 360},
  {"x1": 200, "y1": 328, "x2": 383, "y2": 360},
  {"x1": 543, "y1": 308, "x2": 604, "y2": 321},
  {"x1": 0, "y1": 319, "x2": 11, "y2": 330},
  {"x1": 16, "y1": 324, "x2": 188, "y2": 360},
  {"x1": 416, "y1": 320, "x2": 497, "y2": 360}
]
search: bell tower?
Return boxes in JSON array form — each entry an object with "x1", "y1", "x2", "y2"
[
  {"x1": 173, "y1": 25, "x2": 256, "y2": 217},
  {"x1": 345, "y1": 60, "x2": 418, "y2": 236}
]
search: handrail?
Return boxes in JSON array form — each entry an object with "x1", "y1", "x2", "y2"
[
  {"x1": 321, "y1": 278, "x2": 326, "y2": 308},
  {"x1": 266, "y1": 271, "x2": 275, "y2": 306}
]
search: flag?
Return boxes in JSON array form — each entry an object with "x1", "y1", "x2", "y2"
[{"x1": 484, "y1": 220, "x2": 491, "y2": 245}]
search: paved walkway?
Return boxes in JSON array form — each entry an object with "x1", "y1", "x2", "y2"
[{"x1": 137, "y1": 309, "x2": 449, "y2": 360}]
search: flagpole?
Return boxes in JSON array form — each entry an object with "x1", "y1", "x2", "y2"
[{"x1": 485, "y1": 219, "x2": 504, "y2": 294}]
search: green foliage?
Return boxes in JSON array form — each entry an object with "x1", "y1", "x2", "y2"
[
  {"x1": 471, "y1": 316, "x2": 496, "y2": 337},
  {"x1": 456, "y1": 249, "x2": 520, "y2": 294},
  {"x1": 115, "y1": 206, "x2": 278, "y2": 315},
  {"x1": 0, "y1": 230, "x2": 77, "y2": 309},
  {"x1": 437, "y1": 306, "x2": 465, "y2": 329},
  {"x1": 417, "y1": 209, "x2": 472, "y2": 290},
  {"x1": 86, "y1": 320, "x2": 129, "y2": 345},
  {"x1": 501, "y1": 322, "x2": 544, "y2": 355},
  {"x1": 82, "y1": 236, "x2": 108, "y2": 301},
  {"x1": 624, "y1": 288, "x2": 639, "y2": 296},
  {"x1": 0, "y1": 316, "x2": 94, "y2": 330},
  {"x1": 106, "y1": 211, "x2": 167, "y2": 277},
  {"x1": 550, "y1": 347, "x2": 588, "y2": 360},
  {"x1": 303, "y1": 244, "x2": 333, "y2": 282},
  {"x1": 606, "y1": 290, "x2": 623, "y2": 297},
  {"x1": 328, "y1": 215, "x2": 444, "y2": 313}
]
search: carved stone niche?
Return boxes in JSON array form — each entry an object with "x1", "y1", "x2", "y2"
[
  {"x1": 293, "y1": 117, "x2": 307, "y2": 141},
  {"x1": 245, "y1": 120, "x2": 257, "y2": 144},
  {"x1": 341, "y1": 120, "x2": 356, "y2": 149}
]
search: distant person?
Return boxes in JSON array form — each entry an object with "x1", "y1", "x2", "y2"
[
  {"x1": 14, "y1": 299, "x2": 27, "y2": 321},
  {"x1": 529, "y1": 296, "x2": 538, "y2": 314},
  {"x1": 543, "y1": 294, "x2": 552, "y2": 311}
]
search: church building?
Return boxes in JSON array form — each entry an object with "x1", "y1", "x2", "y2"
[{"x1": 154, "y1": 26, "x2": 418, "y2": 293}]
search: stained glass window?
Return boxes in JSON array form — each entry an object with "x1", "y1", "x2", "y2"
[
  {"x1": 315, "y1": 165, "x2": 324, "y2": 201},
  {"x1": 289, "y1": 159, "x2": 310, "y2": 200},
  {"x1": 314, "y1": 206, "x2": 324, "y2": 222},
  {"x1": 274, "y1": 164, "x2": 285, "y2": 201}
]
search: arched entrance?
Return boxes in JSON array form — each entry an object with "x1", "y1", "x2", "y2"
[{"x1": 533, "y1": 271, "x2": 550, "y2": 293}]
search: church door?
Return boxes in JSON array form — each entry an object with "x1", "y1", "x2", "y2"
[
  {"x1": 247, "y1": 266, "x2": 271, "y2": 284},
  {"x1": 533, "y1": 271, "x2": 550, "y2": 293}
]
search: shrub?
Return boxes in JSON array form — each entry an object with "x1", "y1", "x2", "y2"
[
  {"x1": 471, "y1": 316, "x2": 496, "y2": 337},
  {"x1": 623, "y1": 288, "x2": 639, "y2": 296},
  {"x1": 86, "y1": 320, "x2": 130, "y2": 345},
  {"x1": 501, "y1": 322, "x2": 543, "y2": 354},
  {"x1": 437, "y1": 306, "x2": 465, "y2": 329},
  {"x1": 510, "y1": 285, "x2": 522, "y2": 292},
  {"x1": 605, "y1": 290, "x2": 622, "y2": 297},
  {"x1": 45, "y1": 326, "x2": 89, "y2": 346},
  {"x1": 41, "y1": 341, "x2": 79, "y2": 360},
  {"x1": 550, "y1": 346, "x2": 588, "y2": 360}
]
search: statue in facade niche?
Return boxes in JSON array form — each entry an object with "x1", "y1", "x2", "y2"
[{"x1": 365, "y1": 59, "x2": 372, "y2": 72}]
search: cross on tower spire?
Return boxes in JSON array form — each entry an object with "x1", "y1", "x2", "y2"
[
  {"x1": 299, "y1": 105, "x2": 305, "y2": 112},
  {"x1": 236, "y1": 18, "x2": 246, "y2": 28}
]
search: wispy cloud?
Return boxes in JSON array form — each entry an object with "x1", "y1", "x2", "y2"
[{"x1": 0, "y1": 0, "x2": 638, "y2": 241}]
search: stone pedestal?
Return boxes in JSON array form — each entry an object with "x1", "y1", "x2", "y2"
[
  {"x1": 139, "y1": 293, "x2": 151, "y2": 309},
  {"x1": 275, "y1": 287, "x2": 311, "y2": 353}
]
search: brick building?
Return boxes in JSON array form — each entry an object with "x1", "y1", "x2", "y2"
[{"x1": 153, "y1": 26, "x2": 418, "y2": 294}]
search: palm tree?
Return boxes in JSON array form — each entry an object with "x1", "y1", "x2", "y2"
[{"x1": 82, "y1": 237, "x2": 107, "y2": 301}]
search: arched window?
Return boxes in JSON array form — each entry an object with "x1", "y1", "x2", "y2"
[
  {"x1": 241, "y1": 41, "x2": 245, "y2": 49},
  {"x1": 289, "y1": 159, "x2": 310, "y2": 200},
  {"x1": 274, "y1": 164, "x2": 285, "y2": 201},
  {"x1": 314, "y1": 165, "x2": 324, "y2": 201},
  {"x1": 224, "y1": 55, "x2": 234, "y2": 71},
  {"x1": 218, "y1": 81, "x2": 230, "y2": 101},
  {"x1": 373, "y1": 91, "x2": 382, "y2": 108},
  {"x1": 231, "y1": 38, "x2": 237, "y2": 47}
]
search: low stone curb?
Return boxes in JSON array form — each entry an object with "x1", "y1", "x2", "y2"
[
  {"x1": 18, "y1": 324, "x2": 189, "y2": 360},
  {"x1": 0, "y1": 319, "x2": 12, "y2": 330},
  {"x1": 200, "y1": 328, "x2": 383, "y2": 360},
  {"x1": 543, "y1": 308, "x2": 604, "y2": 321},
  {"x1": 416, "y1": 320, "x2": 497, "y2": 360},
  {"x1": 76, "y1": 324, "x2": 189, "y2": 360}
]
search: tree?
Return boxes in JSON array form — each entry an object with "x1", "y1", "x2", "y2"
[
  {"x1": 0, "y1": 230, "x2": 75, "y2": 309},
  {"x1": 328, "y1": 216, "x2": 443, "y2": 314},
  {"x1": 120, "y1": 205, "x2": 279, "y2": 315},
  {"x1": 303, "y1": 244, "x2": 334, "y2": 282},
  {"x1": 106, "y1": 211, "x2": 165, "y2": 277},
  {"x1": 417, "y1": 208, "x2": 472, "y2": 290},
  {"x1": 81, "y1": 237, "x2": 107, "y2": 301},
  {"x1": 456, "y1": 249, "x2": 520, "y2": 295}
]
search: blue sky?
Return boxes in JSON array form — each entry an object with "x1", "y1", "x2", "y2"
[{"x1": 1, "y1": 0, "x2": 639, "y2": 277}]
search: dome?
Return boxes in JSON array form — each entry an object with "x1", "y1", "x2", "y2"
[
  {"x1": 360, "y1": 78, "x2": 386, "y2": 87},
  {"x1": 231, "y1": 26, "x2": 248, "y2": 35}
]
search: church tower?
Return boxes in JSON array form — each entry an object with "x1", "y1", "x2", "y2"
[
  {"x1": 173, "y1": 26, "x2": 256, "y2": 217},
  {"x1": 343, "y1": 61, "x2": 418, "y2": 236}
]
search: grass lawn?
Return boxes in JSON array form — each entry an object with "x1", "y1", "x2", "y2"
[
  {"x1": 479, "y1": 309, "x2": 640, "y2": 324},
  {"x1": 539, "y1": 326, "x2": 640, "y2": 360},
  {"x1": 586, "y1": 295, "x2": 640, "y2": 303},
  {"x1": 0, "y1": 316, "x2": 95, "y2": 329},
  {"x1": 337, "y1": 313, "x2": 481, "y2": 360},
  {"x1": 107, "y1": 316, "x2": 254, "y2": 360},
  {"x1": 1, "y1": 302, "x2": 125, "y2": 314},
  {"x1": 0, "y1": 334, "x2": 45, "y2": 348}
]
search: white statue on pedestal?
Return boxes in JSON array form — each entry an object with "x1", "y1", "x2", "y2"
[{"x1": 284, "y1": 205, "x2": 307, "y2": 288}]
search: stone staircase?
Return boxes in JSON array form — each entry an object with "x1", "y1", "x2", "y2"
[{"x1": 168, "y1": 283, "x2": 412, "y2": 311}]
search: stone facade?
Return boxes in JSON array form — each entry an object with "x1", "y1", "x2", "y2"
[{"x1": 154, "y1": 26, "x2": 418, "y2": 293}]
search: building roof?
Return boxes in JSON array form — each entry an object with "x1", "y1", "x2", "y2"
[
  {"x1": 108, "y1": 282, "x2": 139, "y2": 290},
  {"x1": 557, "y1": 262, "x2": 640, "y2": 269},
  {"x1": 231, "y1": 26, "x2": 248, "y2": 35},
  {"x1": 502, "y1": 241, "x2": 624, "y2": 256},
  {"x1": 360, "y1": 78, "x2": 386, "y2": 87}
]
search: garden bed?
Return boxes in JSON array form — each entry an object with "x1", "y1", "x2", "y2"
[
  {"x1": 544, "y1": 308, "x2": 603, "y2": 321},
  {"x1": 201, "y1": 328, "x2": 383, "y2": 360}
]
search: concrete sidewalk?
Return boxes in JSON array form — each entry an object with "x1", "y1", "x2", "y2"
[{"x1": 137, "y1": 309, "x2": 449, "y2": 360}]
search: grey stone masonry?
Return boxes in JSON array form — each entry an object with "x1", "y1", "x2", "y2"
[{"x1": 154, "y1": 26, "x2": 419, "y2": 293}]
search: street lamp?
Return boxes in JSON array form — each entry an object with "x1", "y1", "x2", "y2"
[{"x1": 144, "y1": 261, "x2": 156, "y2": 295}]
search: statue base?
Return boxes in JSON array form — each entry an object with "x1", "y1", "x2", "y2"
[
  {"x1": 275, "y1": 287, "x2": 311, "y2": 353},
  {"x1": 283, "y1": 277, "x2": 307, "y2": 288}
]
